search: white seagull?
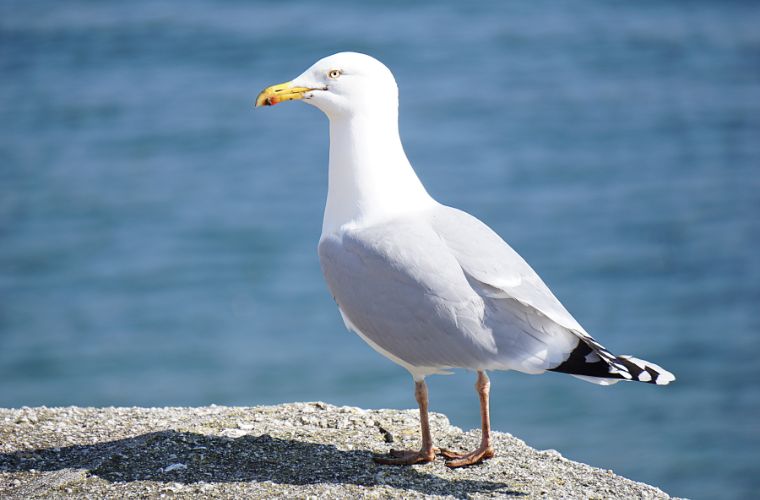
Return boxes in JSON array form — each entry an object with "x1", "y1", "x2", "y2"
[{"x1": 255, "y1": 52, "x2": 675, "y2": 467}]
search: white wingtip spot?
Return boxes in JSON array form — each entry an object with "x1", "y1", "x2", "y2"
[
  {"x1": 584, "y1": 351, "x2": 601, "y2": 363},
  {"x1": 609, "y1": 366, "x2": 632, "y2": 379},
  {"x1": 655, "y1": 370, "x2": 676, "y2": 385},
  {"x1": 620, "y1": 355, "x2": 676, "y2": 385}
]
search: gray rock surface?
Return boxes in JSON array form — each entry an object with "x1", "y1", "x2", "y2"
[{"x1": 0, "y1": 403, "x2": 673, "y2": 499}]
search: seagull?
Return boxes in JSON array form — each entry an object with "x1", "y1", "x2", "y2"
[{"x1": 255, "y1": 52, "x2": 675, "y2": 468}]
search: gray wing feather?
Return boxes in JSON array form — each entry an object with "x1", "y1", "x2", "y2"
[{"x1": 428, "y1": 205, "x2": 587, "y2": 335}]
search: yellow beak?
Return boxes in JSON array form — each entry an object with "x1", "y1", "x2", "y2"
[{"x1": 255, "y1": 81, "x2": 313, "y2": 107}]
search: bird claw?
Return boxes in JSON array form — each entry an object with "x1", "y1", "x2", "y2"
[
  {"x1": 439, "y1": 445, "x2": 495, "y2": 468},
  {"x1": 373, "y1": 448, "x2": 435, "y2": 465},
  {"x1": 436, "y1": 447, "x2": 462, "y2": 459}
]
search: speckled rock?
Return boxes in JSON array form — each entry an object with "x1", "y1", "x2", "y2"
[{"x1": 0, "y1": 403, "x2": 674, "y2": 499}]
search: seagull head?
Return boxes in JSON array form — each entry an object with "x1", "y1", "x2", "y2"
[{"x1": 255, "y1": 52, "x2": 398, "y2": 119}]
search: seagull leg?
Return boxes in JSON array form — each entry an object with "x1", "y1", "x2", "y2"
[
  {"x1": 440, "y1": 370, "x2": 495, "y2": 468},
  {"x1": 374, "y1": 378, "x2": 436, "y2": 465}
]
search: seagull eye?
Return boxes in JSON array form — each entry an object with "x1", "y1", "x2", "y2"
[{"x1": 328, "y1": 69, "x2": 342, "y2": 79}]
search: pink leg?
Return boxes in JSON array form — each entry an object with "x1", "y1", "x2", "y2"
[
  {"x1": 374, "y1": 379, "x2": 436, "y2": 465},
  {"x1": 440, "y1": 371, "x2": 495, "y2": 468}
]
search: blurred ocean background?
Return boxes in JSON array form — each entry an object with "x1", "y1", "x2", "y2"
[{"x1": 2, "y1": 1, "x2": 759, "y2": 498}]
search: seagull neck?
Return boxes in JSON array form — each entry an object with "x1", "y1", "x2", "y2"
[{"x1": 322, "y1": 112, "x2": 434, "y2": 236}]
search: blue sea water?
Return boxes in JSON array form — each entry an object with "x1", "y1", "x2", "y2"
[{"x1": 1, "y1": 1, "x2": 759, "y2": 497}]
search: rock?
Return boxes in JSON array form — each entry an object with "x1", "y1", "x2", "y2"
[
  {"x1": 0, "y1": 403, "x2": 675, "y2": 499},
  {"x1": 162, "y1": 463, "x2": 187, "y2": 473}
]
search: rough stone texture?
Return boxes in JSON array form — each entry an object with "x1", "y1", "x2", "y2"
[{"x1": 0, "y1": 403, "x2": 673, "y2": 499}]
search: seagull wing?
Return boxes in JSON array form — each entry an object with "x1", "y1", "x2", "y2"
[
  {"x1": 429, "y1": 204, "x2": 675, "y2": 385},
  {"x1": 428, "y1": 205, "x2": 586, "y2": 333},
  {"x1": 318, "y1": 216, "x2": 569, "y2": 376}
]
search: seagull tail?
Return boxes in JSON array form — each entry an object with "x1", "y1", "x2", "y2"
[{"x1": 549, "y1": 335, "x2": 676, "y2": 386}]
